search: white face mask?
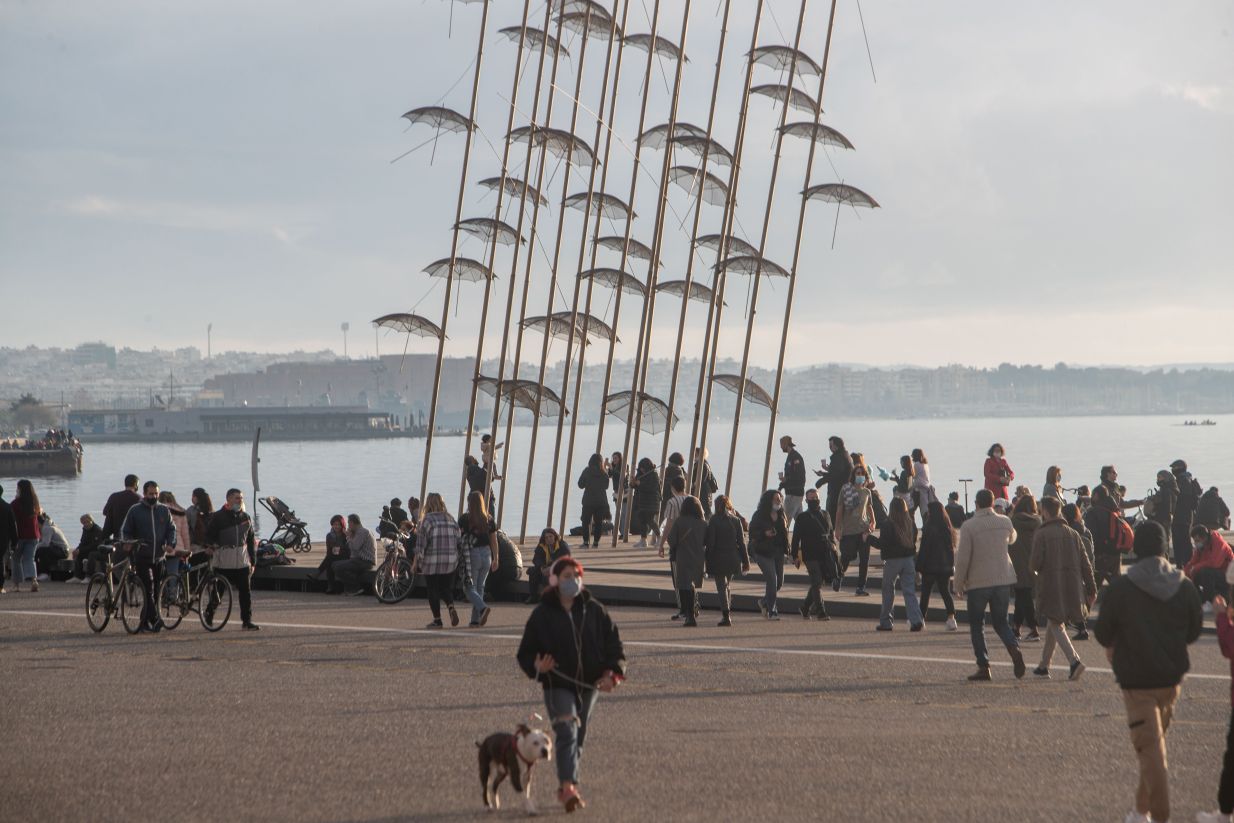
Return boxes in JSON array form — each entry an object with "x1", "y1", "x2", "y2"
[{"x1": 854, "y1": 475, "x2": 866, "y2": 485}]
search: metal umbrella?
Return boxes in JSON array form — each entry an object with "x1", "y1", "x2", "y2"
[
  {"x1": 372, "y1": 313, "x2": 446, "y2": 340},
  {"x1": 750, "y1": 82, "x2": 819, "y2": 115},
  {"x1": 804, "y1": 182, "x2": 880, "y2": 247},
  {"x1": 520, "y1": 311, "x2": 618, "y2": 344},
  {"x1": 711, "y1": 374, "x2": 774, "y2": 410},
  {"x1": 714, "y1": 254, "x2": 789, "y2": 278},
  {"x1": 696, "y1": 233, "x2": 758, "y2": 258},
  {"x1": 499, "y1": 26, "x2": 569, "y2": 57},
  {"x1": 478, "y1": 175, "x2": 548, "y2": 208},
  {"x1": 475, "y1": 376, "x2": 567, "y2": 418},
  {"x1": 653, "y1": 279, "x2": 725, "y2": 306},
  {"x1": 578, "y1": 267, "x2": 647, "y2": 297},
  {"x1": 668, "y1": 166, "x2": 730, "y2": 206},
  {"x1": 594, "y1": 235, "x2": 656, "y2": 263},
  {"x1": 398, "y1": 105, "x2": 476, "y2": 164},
  {"x1": 422, "y1": 257, "x2": 497, "y2": 282},
  {"x1": 778, "y1": 121, "x2": 854, "y2": 150},
  {"x1": 604, "y1": 390, "x2": 677, "y2": 435},
  {"x1": 623, "y1": 32, "x2": 687, "y2": 62},
  {"x1": 637, "y1": 121, "x2": 706, "y2": 150},
  {"x1": 749, "y1": 45, "x2": 823, "y2": 77},
  {"x1": 454, "y1": 217, "x2": 525, "y2": 246},
  {"x1": 562, "y1": 191, "x2": 636, "y2": 221}
]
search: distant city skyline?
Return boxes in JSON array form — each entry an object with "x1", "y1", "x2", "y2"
[{"x1": 2, "y1": 2, "x2": 1231, "y2": 368}]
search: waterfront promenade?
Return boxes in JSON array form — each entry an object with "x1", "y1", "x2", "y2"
[{"x1": 1, "y1": 585, "x2": 1228, "y2": 821}]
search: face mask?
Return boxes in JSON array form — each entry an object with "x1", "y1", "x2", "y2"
[
  {"x1": 1193, "y1": 541, "x2": 1205, "y2": 551},
  {"x1": 807, "y1": 499, "x2": 820, "y2": 509},
  {"x1": 232, "y1": 502, "x2": 245, "y2": 512},
  {"x1": 558, "y1": 577, "x2": 582, "y2": 598},
  {"x1": 854, "y1": 475, "x2": 866, "y2": 485}
]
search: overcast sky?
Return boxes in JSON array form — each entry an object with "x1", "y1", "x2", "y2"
[{"x1": 2, "y1": 0, "x2": 1231, "y2": 368}]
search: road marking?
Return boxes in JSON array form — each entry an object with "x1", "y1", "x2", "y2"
[{"x1": 3, "y1": 606, "x2": 1228, "y2": 682}]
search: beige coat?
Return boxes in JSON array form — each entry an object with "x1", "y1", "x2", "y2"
[
  {"x1": 954, "y1": 508, "x2": 1018, "y2": 593},
  {"x1": 1030, "y1": 518, "x2": 1096, "y2": 623}
]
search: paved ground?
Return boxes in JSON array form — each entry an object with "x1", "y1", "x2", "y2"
[{"x1": 2, "y1": 584, "x2": 1230, "y2": 822}]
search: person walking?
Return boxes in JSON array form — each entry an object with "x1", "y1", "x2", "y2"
[
  {"x1": 460, "y1": 491, "x2": 498, "y2": 627},
  {"x1": 413, "y1": 493, "x2": 461, "y2": 628},
  {"x1": 777, "y1": 436, "x2": 806, "y2": 522},
  {"x1": 1169, "y1": 459, "x2": 1202, "y2": 568},
  {"x1": 1063, "y1": 502, "x2": 1096, "y2": 641},
  {"x1": 1029, "y1": 496, "x2": 1096, "y2": 681},
  {"x1": 1184, "y1": 525, "x2": 1234, "y2": 607},
  {"x1": 120, "y1": 481, "x2": 178, "y2": 630},
  {"x1": 0, "y1": 485, "x2": 17, "y2": 594},
  {"x1": 1196, "y1": 592, "x2": 1234, "y2": 823},
  {"x1": 814, "y1": 435, "x2": 853, "y2": 521},
  {"x1": 791, "y1": 488, "x2": 837, "y2": 621},
  {"x1": 1086, "y1": 485, "x2": 1131, "y2": 599},
  {"x1": 309, "y1": 514, "x2": 349, "y2": 593},
  {"x1": 203, "y1": 488, "x2": 259, "y2": 631},
  {"x1": 705, "y1": 495, "x2": 749, "y2": 626},
  {"x1": 917, "y1": 500, "x2": 958, "y2": 631},
  {"x1": 1009, "y1": 495, "x2": 1043, "y2": 641},
  {"x1": 874, "y1": 497, "x2": 923, "y2": 632},
  {"x1": 834, "y1": 466, "x2": 874, "y2": 596},
  {"x1": 1095, "y1": 521, "x2": 1202, "y2": 823},
  {"x1": 9, "y1": 480, "x2": 42, "y2": 593},
  {"x1": 577, "y1": 454, "x2": 611, "y2": 549},
  {"x1": 983, "y1": 443, "x2": 1014, "y2": 501},
  {"x1": 666, "y1": 497, "x2": 707, "y2": 628},
  {"x1": 662, "y1": 452, "x2": 686, "y2": 517},
  {"x1": 691, "y1": 447, "x2": 719, "y2": 519},
  {"x1": 749, "y1": 489, "x2": 789, "y2": 620},
  {"x1": 608, "y1": 452, "x2": 629, "y2": 540},
  {"x1": 101, "y1": 474, "x2": 141, "y2": 543},
  {"x1": 517, "y1": 557, "x2": 626, "y2": 814},
  {"x1": 630, "y1": 458, "x2": 661, "y2": 548},
  {"x1": 955, "y1": 488, "x2": 1025, "y2": 681}
]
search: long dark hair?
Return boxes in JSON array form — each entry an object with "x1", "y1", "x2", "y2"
[
  {"x1": 679, "y1": 496, "x2": 704, "y2": 520},
  {"x1": 466, "y1": 491, "x2": 489, "y2": 532},
  {"x1": 537, "y1": 527, "x2": 560, "y2": 552},
  {"x1": 191, "y1": 487, "x2": 214, "y2": 515},
  {"x1": 924, "y1": 500, "x2": 954, "y2": 542},
  {"x1": 587, "y1": 453, "x2": 603, "y2": 472},
  {"x1": 987, "y1": 443, "x2": 1004, "y2": 458},
  {"x1": 886, "y1": 497, "x2": 915, "y2": 547},
  {"x1": 754, "y1": 489, "x2": 785, "y2": 529},
  {"x1": 637, "y1": 457, "x2": 655, "y2": 475},
  {"x1": 14, "y1": 478, "x2": 38, "y2": 517}
]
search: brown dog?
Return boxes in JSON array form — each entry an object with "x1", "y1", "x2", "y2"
[{"x1": 477, "y1": 723, "x2": 553, "y2": 814}]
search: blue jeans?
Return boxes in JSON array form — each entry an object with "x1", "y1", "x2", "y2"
[
  {"x1": 754, "y1": 553, "x2": 784, "y2": 615},
  {"x1": 966, "y1": 585, "x2": 1018, "y2": 667},
  {"x1": 465, "y1": 546, "x2": 491, "y2": 624},
  {"x1": 879, "y1": 556, "x2": 923, "y2": 627},
  {"x1": 13, "y1": 539, "x2": 38, "y2": 583},
  {"x1": 544, "y1": 687, "x2": 600, "y2": 786}
]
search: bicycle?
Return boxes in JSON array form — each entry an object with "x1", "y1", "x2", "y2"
[
  {"x1": 374, "y1": 522, "x2": 416, "y2": 605},
  {"x1": 84, "y1": 539, "x2": 147, "y2": 634},
  {"x1": 155, "y1": 549, "x2": 234, "y2": 632}
]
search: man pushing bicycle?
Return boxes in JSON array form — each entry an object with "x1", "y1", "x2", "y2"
[{"x1": 119, "y1": 480, "x2": 178, "y2": 633}]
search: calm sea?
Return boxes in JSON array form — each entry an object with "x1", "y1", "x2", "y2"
[{"x1": 6, "y1": 414, "x2": 1230, "y2": 542}]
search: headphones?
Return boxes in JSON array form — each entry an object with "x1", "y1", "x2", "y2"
[{"x1": 548, "y1": 557, "x2": 583, "y2": 588}]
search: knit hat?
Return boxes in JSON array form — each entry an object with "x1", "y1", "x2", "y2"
[{"x1": 1132, "y1": 520, "x2": 1167, "y2": 559}]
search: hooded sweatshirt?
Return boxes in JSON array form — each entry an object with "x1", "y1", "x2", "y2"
[{"x1": 1094, "y1": 555, "x2": 1202, "y2": 689}]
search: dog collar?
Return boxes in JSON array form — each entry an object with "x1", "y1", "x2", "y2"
[{"x1": 505, "y1": 735, "x2": 538, "y2": 766}]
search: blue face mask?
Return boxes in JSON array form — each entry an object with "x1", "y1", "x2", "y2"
[{"x1": 558, "y1": 577, "x2": 582, "y2": 598}]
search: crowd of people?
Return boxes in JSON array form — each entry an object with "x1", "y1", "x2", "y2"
[{"x1": 0, "y1": 428, "x2": 82, "y2": 452}]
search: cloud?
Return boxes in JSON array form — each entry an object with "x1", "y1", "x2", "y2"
[
  {"x1": 56, "y1": 194, "x2": 316, "y2": 241},
  {"x1": 1162, "y1": 83, "x2": 1225, "y2": 111}
]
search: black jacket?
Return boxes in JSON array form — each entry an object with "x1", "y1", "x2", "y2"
[
  {"x1": 466, "y1": 463, "x2": 489, "y2": 495},
  {"x1": 632, "y1": 467, "x2": 661, "y2": 509},
  {"x1": 704, "y1": 512, "x2": 748, "y2": 579},
  {"x1": 101, "y1": 488, "x2": 140, "y2": 542},
  {"x1": 791, "y1": 506, "x2": 835, "y2": 564},
  {"x1": 667, "y1": 516, "x2": 707, "y2": 586},
  {"x1": 694, "y1": 461, "x2": 718, "y2": 499},
  {"x1": 577, "y1": 466, "x2": 611, "y2": 507},
  {"x1": 780, "y1": 448, "x2": 806, "y2": 496},
  {"x1": 748, "y1": 510, "x2": 789, "y2": 558},
  {"x1": 76, "y1": 522, "x2": 105, "y2": 556},
  {"x1": 873, "y1": 522, "x2": 917, "y2": 560},
  {"x1": 1095, "y1": 556, "x2": 1202, "y2": 690},
  {"x1": 517, "y1": 589, "x2": 626, "y2": 692},
  {"x1": 0, "y1": 496, "x2": 17, "y2": 553},
  {"x1": 1197, "y1": 488, "x2": 1230, "y2": 530},
  {"x1": 814, "y1": 449, "x2": 853, "y2": 512},
  {"x1": 916, "y1": 520, "x2": 955, "y2": 577},
  {"x1": 1173, "y1": 471, "x2": 1202, "y2": 520},
  {"x1": 945, "y1": 502, "x2": 967, "y2": 529}
]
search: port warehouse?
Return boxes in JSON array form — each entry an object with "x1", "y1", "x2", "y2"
[{"x1": 67, "y1": 406, "x2": 397, "y2": 439}]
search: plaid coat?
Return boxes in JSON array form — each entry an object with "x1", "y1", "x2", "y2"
[{"x1": 415, "y1": 511, "x2": 461, "y2": 576}]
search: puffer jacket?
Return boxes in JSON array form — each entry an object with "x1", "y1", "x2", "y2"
[{"x1": 203, "y1": 506, "x2": 255, "y2": 569}]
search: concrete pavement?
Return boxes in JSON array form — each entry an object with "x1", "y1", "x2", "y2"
[{"x1": 2, "y1": 583, "x2": 1229, "y2": 822}]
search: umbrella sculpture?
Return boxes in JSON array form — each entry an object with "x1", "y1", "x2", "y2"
[
  {"x1": 594, "y1": 235, "x2": 657, "y2": 263},
  {"x1": 508, "y1": 125, "x2": 597, "y2": 168},
  {"x1": 778, "y1": 121, "x2": 854, "y2": 150},
  {"x1": 714, "y1": 254, "x2": 789, "y2": 278},
  {"x1": 562, "y1": 191, "x2": 636, "y2": 222},
  {"x1": 499, "y1": 26, "x2": 569, "y2": 57},
  {"x1": 557, "y1": 8, "x2": 621, "y2": 40},
  {"x1": 520, "y1": 311, "x2": 618, "y2": 345},
  {"x1": 372, "y1": 313, "x2": 446, "y2": 340},
  {"x1": 478, "y1": 175, "x2": 549, "y2": 208},
  {"x1": 749, "y1": 45, "x2": 823, "y2": 77},
  {"x1": 669, "y1": 134, "x2": 734, "y2": 168},
  {"x1": 749, "y1": 82, "x2": 820, "y2": 115},
  {"x1": 603, "y1": 390, "x2": 678, "y2": 435},
  {"x1": 623, "y1": 32, "x2": 688, "y2": 62},
  {"x1": 637, "y1": 121, "x2": 706, "y2": 150},
  {"x1": 696, "y1": 233, "x2": 759, "y2": 258},
  {"x1": 422, "y1": 257, "x2": 497, "y2": 282},
  {"x1": 653, "y1": 279, "x2": 725, "y2": 306},
  {"x1": 668, "y1": 166, "x2": 730, "y2": 207},
  {"x1": 398, "y1": 105, "x2": 477, "y2": 164},
  {"x1": 454, "y1": 216, "x2": 525, "y2": 247},
  {"x1": 475, "y1": 376, "x2": 567, "y2": 418},
  {"x1": 578, "y1": 267, "x2": 647, "y2": 297},
  {"x1": 710, "y1": 373, "x2": 774, "y2": 410},
  {"x1": 804, "y1": 182, "x2": 880, "y2": 248}
]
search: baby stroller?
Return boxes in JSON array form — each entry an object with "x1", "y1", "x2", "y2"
[{"x1": 258, "y1": 496, "x2": 313, "y2": 553}]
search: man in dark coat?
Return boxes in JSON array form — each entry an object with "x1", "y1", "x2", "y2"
[
  {"x1": 778, "y1": 435, "x2": 806, "y2": 523},
  {"x1": 1170, "y1": 459, "x2": 1203, "y2": 567},
  {"x1": 0, "y1": 484, "x2": 18, "y2": 591},
  {"x1": 814, "y1": 435, "x2": 853, "y2": 520},
  {"x1": 101, "y1": 474, "x2": 141, "y2": 543},
  {"x1": 465, "y1": 456, "x2": 493, "y2": 512}
]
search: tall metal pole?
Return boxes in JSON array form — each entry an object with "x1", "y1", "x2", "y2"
[
  {"x1": 688, "y1": 0, "x2": 767, "y2": 498},
  {"x1": 483, "y1": 1, "x2": 558, "y2": 529},
  {"x1": 545, "y1": 0, "x2": 628, "y2": 537},
  {"x1": 417, "y1": 0, "x2": 492, "y2": 506},
  {"x1": 615, "y1": 0, "x2": 695, "y2": 544},
  {"x1": 762, "y1": 0, "x2": 840, "y2": 490},
  {"x1": 722, "y1": 0, "x2": 811, "y2": 494},
  {"x1": 518, "y1": 6, "x2": 602, "y2": 542},
  {"x1": 656, "y1": 0, "x2": 734, "y2": 482},
  {"x1": 494, "y1": 3, "x2": 571, "y2": 538},
  {"x1": 458, "y1": 0, "x2": 534, "y2": 515}
]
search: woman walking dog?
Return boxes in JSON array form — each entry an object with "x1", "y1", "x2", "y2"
[{"x1": 517, "y1": 557, "x2": 626, "y2": 813}]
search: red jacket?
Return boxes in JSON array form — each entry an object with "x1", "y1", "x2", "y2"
[
  {"x1": 983, "y1": 457, "x2": 1013, "y2": 499},
  {"x1": 1217, "y1": 610, "x2": 1234, "y2": 707},
  {"x1": 1183, "y1": 531, "x2": 1233, "y2": 579},
  {"x1": 13, "y1": 500, "x2": 40, "y2": 542}
]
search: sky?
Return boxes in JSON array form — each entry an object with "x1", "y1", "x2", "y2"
[{"x1": 1, "y1": 0, "x2": 1231, "y2": 369}]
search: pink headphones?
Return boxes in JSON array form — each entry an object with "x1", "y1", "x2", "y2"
[{"x1": 548, "y1": 557, "x2": 583, "y2": 588}]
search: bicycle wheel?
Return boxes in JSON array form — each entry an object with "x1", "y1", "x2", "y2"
[
  {"x1": 375, "y1": 556, "x2": 415, "y2": 604},
  {"x1": 156, "y1": 575, "x2": 187, "y2": 630},
  {"x1": 85, "y1": 574, "x2": 112, "y2": 633},
  {"x1": 119, "y1": 575, "x2": 147, "y2": 635},
  {"x1": 199, "y1": 575, "x2": 233, "y2": 632}
]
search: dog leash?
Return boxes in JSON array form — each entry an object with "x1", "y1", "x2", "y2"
[{"x1": 537, "y1": 668, "x2": 597, "y2": 691}]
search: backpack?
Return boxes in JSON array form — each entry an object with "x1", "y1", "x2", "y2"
[{"x1": 1109, "y1": 511, "x2": 1134, "y2": 553}]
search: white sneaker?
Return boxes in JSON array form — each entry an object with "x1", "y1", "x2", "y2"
[
  {"x1": 1196, "y1": 811, "x2": 1233, "y2": 822},
  {"x1": 945, "y1": 615, "x2": 958, "y2": 631},
  {"x1": 36, "y1": 573, "x2": 50, "y2": 582},
  {"x1": 1124, "y1": 811, "x2": 1150, "y2": 823}
]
